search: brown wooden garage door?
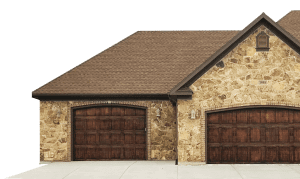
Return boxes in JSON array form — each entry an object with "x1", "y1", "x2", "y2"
[
  {"x1": 73, "y1": 106, "x2": 146, "y2": 161},
  {"x1": 207, "y1": 107, "x2": 300, "y2": 164}
]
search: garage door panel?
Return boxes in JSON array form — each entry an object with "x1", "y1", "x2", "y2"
[
  {"x1": 279, "y1": 147, "x2": 290, "y2": 162},
  {"x1": 250, "y1": 147, "x2": 262, "y2": 162},
  {"x1": 294, "y1": 147, "x2": 300, "y2": 162},
  {"x1": 95, "y1": 108, "x2": 102, "y2": 116},
  {"x1": 294, "y1": 111, "x2": 300, "y2": 123},
  {"x1": 112, "y1": 119, "x2": 124, "y2": 130},
  {"x1": 86, "y1": 148, "x2": 97, "y2": 159},
  {"x1": 265, "y1": 147, "x2": 277, "y2": 162},
  {"x1": 136, "y1": 147, "x2": 146, "y2": 159},
  {"x1": 208, "y1": 128, "x2": 219, "y2": 143},
  {"x1": 250, "y1": 128, "x2": 261, "y2": 142},
  {"x1": 208, "y1": 113, "x2": 220, "y2": 124},
  {"x1": 86, "y1": 132, "x2": 97, "y2": 145},
  {"x1": 124, "y1": 119, "x2": 134, "y2": 130},
  {"x1": 111, "y1": 133, "x2": 124, "y2": 145},
  {"x1": 136, "y1": 134, "x2": 145, "y2": 144},
  {"x1": 86, "y1": 108, "x2": 96, "y2": 116},
  {"x1": 276, "y1": 109, "x2": 289, "y2": 123},
  {"x1": 125, "y1": 147, "x2": 135, "y2": 159},
  {"x1": 75, "y1": 109, "x2": 87, "y2": 116},
  {"x1": 279, "y1": 128, "x2": 289, "y2": 143},
  {"x1": 222, "y1": 111, "x2": 235, "y2": 124},
  {"x1": 135, "y1": 117, "x2": 145, "y2": 130},
  {"x1": 75, "y1": 133, "x2": 85, "y2": 145},
  {"x1": 96, "y1": 107, "x2": 112, "y2": 116},
  {"x1": 74, "y1": 148, "x2": 85, "y2": 160},
  {"x1": 75, "y1": 120, "x2": 85, "y2": 130},
  {"x1": 237, "y1": 147, "x2": 248, "y2": 162},
  {"x1": 289, "y1": 128, "x2": 294, "y2": 143},
  {"x1": 261, "y1": 110, "x2": 267, "y2": 124},
  {"x1": 249, "y1": 109, "x2": 261, "y2": 124},
  {"x1": 263, "y1": 109, "x2": 276, "y2": 123},
  {"x1": 136, "y1": 109, "x2": 146, "y2": 116},
  {"x1": 99, "y1": 133, "x2": 111, "y2": 145},
  {"x1": 208, "y1": 147, "x2": 220, "y2": 163},
  {"x1": 100, "y1": 120, "x2": 111, "y2": 130},
  {"x1": 222, "y1": 146, "x2": 235, "y2": 163},
  {"x1": 125, "y1": 133, "x2": 135, "y2": 144},
  {"x1": 266, "y1": 128, "x2": 277, "y2": 142},
  {"x1": 99, "y1": 148, "x2": 112, "y2": 159},
  {"x1": 221, "y1": 128, "x2": 233, "y2": 143},
  {"x1": 294, "y1": 128, "x2": 300, "y2": 142},
  {"x1": 112, "y1": 107, "x2": 125, "y2": 116},
  {"x1": 111, "y1": 147, "x2": 122, "y2": 159},
  {"x1": 236, "y1": 128, "x2": 248, "y2": 143},
  {"x1": 125, "y1": 108, "x2": 136, "y2": 116},
  {"x1": 237, "y1": 110, "x2": 248, "y2": 124},
  {"x1": 289, "y1": 110, "x2": 294, "y2": 123},
  {"x1": 86, "y1": 119, "x2": 97, "y2": 130}
]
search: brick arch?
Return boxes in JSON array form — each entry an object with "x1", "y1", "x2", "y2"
[{"x1": 67, "y1": 101, "x2": 152, "y2": 161}]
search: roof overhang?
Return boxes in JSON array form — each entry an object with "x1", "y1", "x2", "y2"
[
  {"x1": 32, "y1": 93, "x2": 192, "y2": 101},
  {"x1": 169, "y1": 12, "x2": 300, "y2": 95}
]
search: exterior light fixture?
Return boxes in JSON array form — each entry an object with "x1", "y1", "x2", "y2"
[
  {"x1": 191, "y1": 109, "x2": 196, "y2": 119},
  {"x1": 156, "y1": 108, "x2": 161, "y2": 117},
  {"x1": 57, "y1": 108, "x2": 61, "y2": 118}
]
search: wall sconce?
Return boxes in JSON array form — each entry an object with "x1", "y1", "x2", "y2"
[
  {"x1": 57, "y1": 108, "x2": 61, "y2": 118},
  {"x1": 191, "y1": 109, "x2": 196, "y2": 119},
  {"x1": 156, "y1": 108, "x2": 161, "y2": 117}
]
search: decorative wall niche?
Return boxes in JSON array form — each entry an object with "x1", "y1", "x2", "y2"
[{"x1": 256, "y1": 31, "x2": 270, "y2": 51}]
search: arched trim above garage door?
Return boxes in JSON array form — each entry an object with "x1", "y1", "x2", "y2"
[
  {"x1": 205, "y1": 105, "x2": 300, "y2": 164},
  {"x1": 71, "y1": 103, "x2": 148, "y2": 161}
]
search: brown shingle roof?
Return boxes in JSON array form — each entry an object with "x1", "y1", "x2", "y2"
[
  {"x1": 33, "y1": 31, "x2": 238, "y2": 94},
  {"x1": 32, "y1": 31, "x2": 239, "y2": 96},
  {"x1": 278, "y1": 11, "x2": 300, "y2": 42}
]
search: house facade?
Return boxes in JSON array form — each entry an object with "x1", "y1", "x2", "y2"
[{"x1": 33, "y1": 11, "x2": 300, "y2": 165}]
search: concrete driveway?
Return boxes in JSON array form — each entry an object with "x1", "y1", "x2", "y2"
[{"x1": 7, "y1": 161, "x2": 300, "y2": 179}]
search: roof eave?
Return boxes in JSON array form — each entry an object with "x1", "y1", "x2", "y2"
[{"x1": 32, "y1": 93, "x2": 192, "y2": 101}]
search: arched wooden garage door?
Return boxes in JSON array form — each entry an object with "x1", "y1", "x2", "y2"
[
  {"x1": 73, "y1": 106, "x2": 146, "y2": 161},
  {"x1": 207, "y1": 107, "x2": 300, "y2": 164}
]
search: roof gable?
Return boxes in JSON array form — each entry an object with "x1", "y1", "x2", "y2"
[{"x1": 169, "y1": 13, "x2": 300, "y2": 95}]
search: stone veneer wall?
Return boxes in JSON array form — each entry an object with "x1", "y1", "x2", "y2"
[
  {"x1": 177, "y1": 25, "x2": 300, "y2": 165},
  {"x1": 40, "y1": 100, "x2": 176, "y2": 161}
]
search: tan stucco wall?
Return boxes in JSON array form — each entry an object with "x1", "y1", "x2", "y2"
[
  {"x1": 40, "y1": 100, "x2": 176, "y2": 161},
  {"x1": 177, "y1": 25, "x2": 300, "y2": 164}
]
